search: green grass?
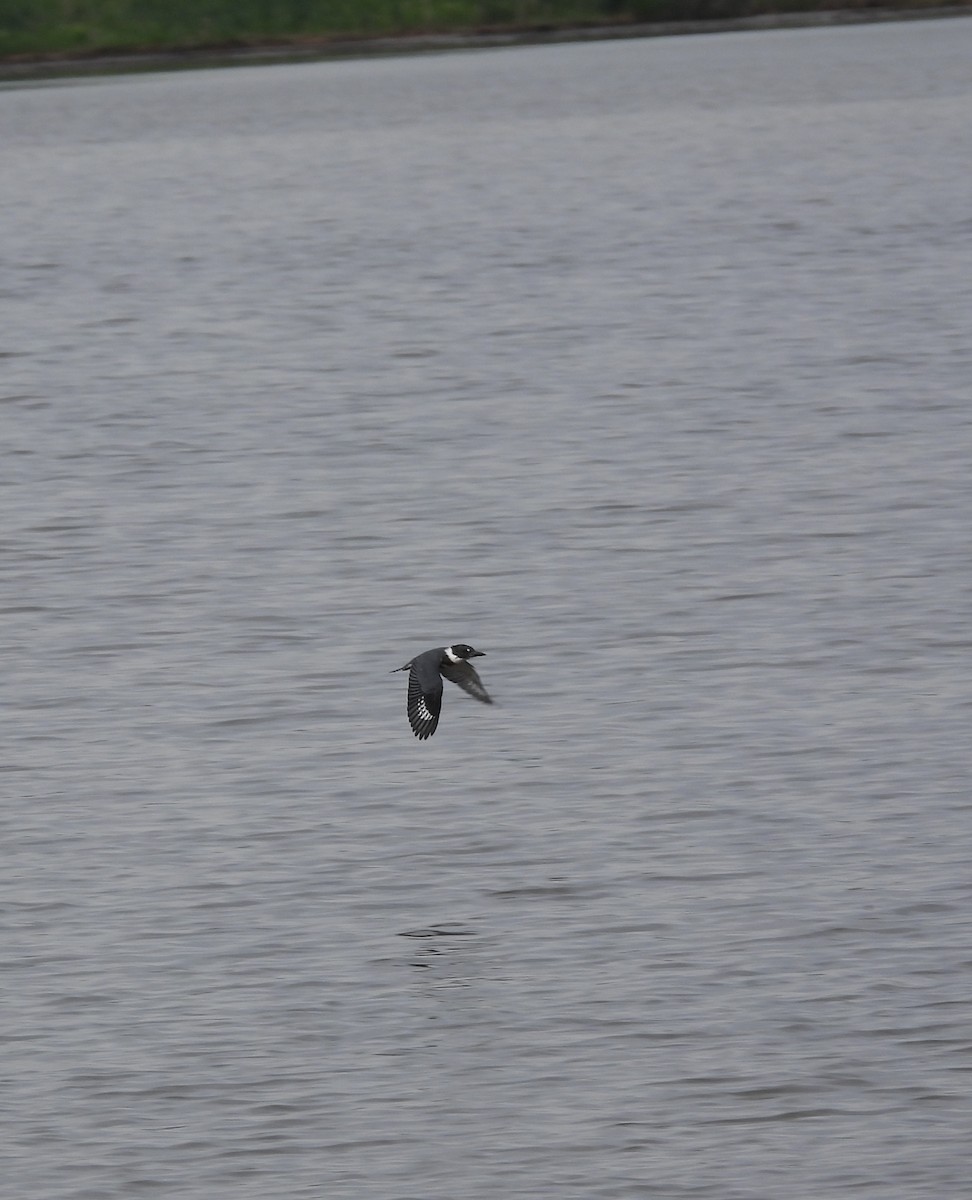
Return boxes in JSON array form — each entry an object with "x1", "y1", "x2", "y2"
[{"x1": 0, "y1": 0, "x2": 966, "y2": 58}]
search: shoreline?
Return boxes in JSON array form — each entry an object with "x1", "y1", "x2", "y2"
[{"x1": 1, "y1": 5, "x2": 969, "y2": 82}]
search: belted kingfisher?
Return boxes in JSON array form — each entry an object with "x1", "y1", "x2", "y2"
[{"x1": 392, "y1": 644, "x2": 492, "y2": 740}]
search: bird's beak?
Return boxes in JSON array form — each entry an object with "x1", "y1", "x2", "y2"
[{"x1": 471, "y1": 649, "x2": 485, "y2": 657}]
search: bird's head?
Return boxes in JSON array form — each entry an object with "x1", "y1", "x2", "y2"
[{"x1": 448, "y1": 643, "x2": 484, "y2": 660}]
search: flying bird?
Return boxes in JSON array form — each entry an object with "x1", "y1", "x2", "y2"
[{"x1": 392, "y1": 643, "x2": 492, "y2": 740}]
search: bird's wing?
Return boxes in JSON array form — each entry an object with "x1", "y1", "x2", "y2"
[
  {"x1": 440, "y1": 660, "x2": 492, "y2": 705},
  {"x1": 407, "y1": 665, "x2": 443, "y2": 740}
]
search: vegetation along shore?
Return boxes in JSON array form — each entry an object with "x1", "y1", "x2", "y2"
[{"x1": 1, "y1": 0, "x2": 970, "y2": 74}]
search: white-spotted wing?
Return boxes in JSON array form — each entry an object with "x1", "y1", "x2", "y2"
[{"x1": 407, "y1": 666, "x2": 443, "y2": 740}]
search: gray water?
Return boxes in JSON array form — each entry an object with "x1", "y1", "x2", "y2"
[{"x1": 3, "y1": 17, "x2": 972, "y2": 1199}]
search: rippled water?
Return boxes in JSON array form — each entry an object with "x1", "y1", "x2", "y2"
[{"x1": 4, "y1": 18, "x2": 972, "y2": 1198}]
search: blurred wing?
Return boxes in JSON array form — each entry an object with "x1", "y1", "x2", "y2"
[
  {"x1": 407, "y1": 666, "x2": 442, "y2": 740},
  {"x1": 440, "y1": 660, "x2": 492, "y2": 706}
]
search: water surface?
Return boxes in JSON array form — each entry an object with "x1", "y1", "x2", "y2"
[{"x1": 3, "y1": 19, "x2": 972, "y2": 1199}]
